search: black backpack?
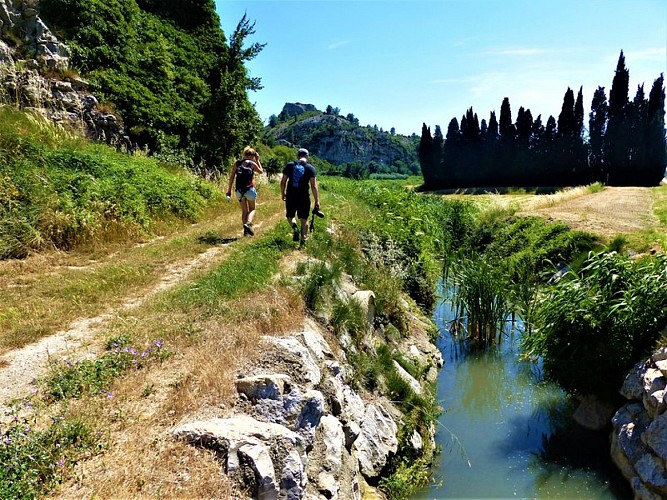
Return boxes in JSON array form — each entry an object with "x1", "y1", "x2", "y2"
[{"x1": 235, "y1": 160, "x2": 254, "y2": 194}]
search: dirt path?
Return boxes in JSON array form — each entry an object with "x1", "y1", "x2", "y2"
[
  {"x1": 0, "y1": 209, "x2": 284, "y2": 414},
  {"x1": 520, "y1": 186, "x2": 659, "y2": 238}
]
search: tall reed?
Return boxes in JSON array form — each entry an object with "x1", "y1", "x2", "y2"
[{"x1": 448, "y1": 253, "x2": 511, "y2": 346}]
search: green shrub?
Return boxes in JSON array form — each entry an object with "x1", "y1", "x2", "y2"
[
  {"x1": 0, "y1": 408, "x2": 100, "y2": 498},
  {"x1": 522, "y1": 251, "x2": 667, "y2": 397},
  {"x1": 45, "y1": 336, "x2": 171, "y2": 400}
]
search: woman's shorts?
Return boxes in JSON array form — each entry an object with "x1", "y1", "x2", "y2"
[{"x1": 236, "y1": 187, "x2": 257, "y2": 201}]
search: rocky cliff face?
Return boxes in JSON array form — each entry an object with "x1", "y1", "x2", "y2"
[
  {"x1": 612, "y1": 347, "x2": 667, "y2": 499},
  {"x1": 0, "y1": 0, "x2": 126, "y2": 145},
  {"x1": 270, "y1": 103, "x2": 419, "y2": 170},
  {"x1": 173, "y1": 266, "x2": 442, "y2": 498}
]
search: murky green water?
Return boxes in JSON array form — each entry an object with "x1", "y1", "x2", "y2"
[{"x1": 414, "y1": 292, "x2": 632, "y2": 499}]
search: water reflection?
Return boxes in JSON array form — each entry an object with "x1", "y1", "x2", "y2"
[{"x1": 414, "y1": 289, "x2": 631, "y2": 499}]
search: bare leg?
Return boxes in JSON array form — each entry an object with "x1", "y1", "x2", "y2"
[
  {"x1": 246, "y1": 199, "x2": 256, "y2": 225},
  {"x1": 240, "y1": 199, "x2": 249, "y2": 225},
  {"x1": 299, "y1": 218, "x2": 308, "y2": 240}
]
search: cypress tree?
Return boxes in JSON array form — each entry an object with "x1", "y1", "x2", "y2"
[
  {"x1": 605, "y1": 51, "x2": 631, "y2": 184},
  {"x1": 629, "y1": 85, "x2": 648, "y2": 184},
  {"x1": 418, "y1": 123, "x2": 435, "y2": 186},
  {"x1": 589, "y1": 87, "x2": 608, "y2": 182},
  {"x1": 433, "y1": 124, "x2": 445, "y2": 183},
  {"x1": 499, "y1": 97, "x2": 513, "y2": 136},
  {"x1": 646, "y1": 74, "x2": 666, "y2": 184},
  {"x1": 488, "y1": 111, "x2": 499, "y2": 138},
  {"x1": 574, "y1": 87, "x2": 589, "y2": 183},
  {"x1": 574, "y1": 87, "x2": 585, "y2": 138},
  {"x1": 444, "y1": 117, "x2": 462, "y2": 187}
]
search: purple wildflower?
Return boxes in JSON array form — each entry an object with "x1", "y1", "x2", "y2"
[
  {"x1": 106, "y1": 392, "x2": 113, "y2": 399},
  {"x1": 3, "y1": 437, "x2": 11, "y2": 445}
]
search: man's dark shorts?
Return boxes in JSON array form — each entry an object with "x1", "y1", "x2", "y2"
[{"x1": 286, "y1": 194, "x2": 311, "y2": 220}]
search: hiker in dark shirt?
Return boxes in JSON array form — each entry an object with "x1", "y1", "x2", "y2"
[
  {"x1": 226, "y1": 146, "x2": 264, "y2": 236},
  {"x1": 281, "y1": 148, "x2": 320, "y2": 245}
]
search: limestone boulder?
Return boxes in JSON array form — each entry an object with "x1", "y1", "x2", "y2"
[
  {"x1": 392, "y1": 360, "x2": 422, "y2": 395},
  {"x1": 264, "y1": 336, "x2": 321, "y2": 387},
  {"x1": 643, "y1": 412, "x2": 667, "y2": 462},
  {"x1": 352, "y1": 403, "x2": 398, "y2": 478},
  {"x1": 235, "y1": 374, "x2": 293, "y2": 402},
  {"x1": 173, "y1": 416, "x2": 306, "y2": 498}
]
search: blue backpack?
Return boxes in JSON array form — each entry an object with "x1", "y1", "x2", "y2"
[{"x1": 291, "y1": 162, "x2": 305, "y2": 188}]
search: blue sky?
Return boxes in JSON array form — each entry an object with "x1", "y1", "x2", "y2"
[{"x1": 216, "y1": 0, "x2": 667, "y2": 136}]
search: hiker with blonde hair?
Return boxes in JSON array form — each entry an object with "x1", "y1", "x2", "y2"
[{"x1": 226, "y1": 146, "x2": 264, "y2": 236}]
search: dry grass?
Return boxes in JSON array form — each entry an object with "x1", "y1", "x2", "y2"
[{"x1": 46, "y1": 272, "x2": 306, "y2": 496}]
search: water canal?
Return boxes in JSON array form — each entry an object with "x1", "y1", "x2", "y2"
[{"x1": 415, "y1": 289, "x2": 632, "y2": 499}]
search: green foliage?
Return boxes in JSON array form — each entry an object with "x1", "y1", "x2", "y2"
[
  {"x1": 0, "y1": 410, "x2": 100, "y2": 499},
  {"x1": 478, "y1": 216, "x2": 596, "y2": 283},
  {"x1": 586, "y1": 182, "x2": 605, "y2": 193},
  {"x1": 0, "y1": 107, "x2": 219, "y2": 259},
  {"x1": 522, "y1": 251, "x2": 667, "y2": 397},
  {"x1": 298, "y1": 260, "x2": 342, "y2": 313},
  {"x1": 40, "y1": 0, "x2": 263, "y2": 169},
  {"x1": 331, "y1": 297, "x2": 368, "y2": 342},
  {"x1": 448, "y1": 253, "x2": 511, "y2": 346},
  {"x1": 45, "y1": 336, "x2": 171, "y2": 400}
]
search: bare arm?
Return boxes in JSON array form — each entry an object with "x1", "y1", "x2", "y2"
[
  {"x1": 226, "y1": 164, "x2": 236, "y2": 195},
  {"x1": 280, "y1": 173, "x2": 288, "y2": 201},
  {"x1": 310, "y1": 177, "x2": 320, "y2": 208},
  {"x1": 253, "y1": 154, "x2": 264, "y2": 174}
]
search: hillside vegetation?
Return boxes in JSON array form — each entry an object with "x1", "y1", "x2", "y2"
[
  {"x1": 0, "y1": 106, "x2": 220, "y2": 259},
  {"x1": 39, "y1": 0, "x2": 263, "y2": 170}
]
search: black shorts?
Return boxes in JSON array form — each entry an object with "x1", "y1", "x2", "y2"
[{"x1": 285, "y1": 194, "x2": 311, "y2": 220}]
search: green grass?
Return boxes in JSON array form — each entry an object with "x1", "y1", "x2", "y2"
[
  {"x1": 0, "y1": 107, "x2": 221, "y2": 259},
  {"x1": 170, "y1": 227, "x2": 292, "y2": 313}
]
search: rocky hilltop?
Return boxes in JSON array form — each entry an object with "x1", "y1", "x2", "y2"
[
  {"x1": 0, "y1": 0, "x2": 126, "y2": 145},
  {"x1": 269, "y1": 103, "x2": 420, "y2": 173}
]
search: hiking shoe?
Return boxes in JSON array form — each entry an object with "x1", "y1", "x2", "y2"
[
  {"x1": 243, "y1": 223, "x2": 254, "y2": 236},
  {"x1": 292, "y1": 222, "x2": 300, "y2": 242},
  {"x1": 299, "y1": 235, "x2": 307, "y2": 248}
]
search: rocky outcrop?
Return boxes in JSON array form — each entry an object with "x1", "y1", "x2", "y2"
[
  {"x1": 611, "y1": 347, "x2": 667, "y2": 499},
  {"x1": 279, "y1": 102, "x2": 318, "y2": 120},
  {"x1": 173, "y1": 269, "x2": 442, "y2": 498},
  {"x1": 0, "y1": 0, "x2": 127, "y2": 146},
  {"x1": 270, "y1": 104, "x2": 419, "y2": 170}
]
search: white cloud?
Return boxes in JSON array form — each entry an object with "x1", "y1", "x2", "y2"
[{"x1": 328, "y1": 40, "x2": 350, "y2": 50}]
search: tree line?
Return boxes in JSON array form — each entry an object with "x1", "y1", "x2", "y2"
[{"x1": 419, "y1": 52, "x2": 666, "y2": 189}]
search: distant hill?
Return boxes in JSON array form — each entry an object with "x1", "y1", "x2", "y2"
[{"x1": 266, "y1": 103, "x2": 420, "y2": 178}]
